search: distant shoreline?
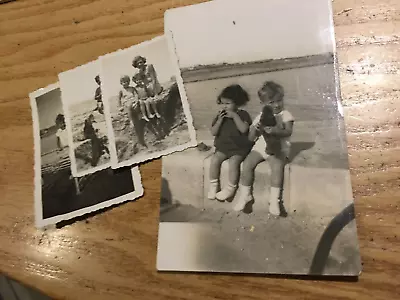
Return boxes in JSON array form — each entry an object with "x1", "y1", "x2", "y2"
[{"x1": 181, "y1": 53, "x2": 334, "y2": 83}]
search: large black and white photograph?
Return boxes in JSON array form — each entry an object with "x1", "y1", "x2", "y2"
[
  {"x1": 30, "y1": 83, "x2": 143, "y2": 228},
  {"x1": 157, "y1": 0, "x2": 362, "y2": 276},
  {"x1": 59, "y1": 60, "x2": 112, "y2": 177},
  {"x1": 100, "y1": 36, "x2": 196, "y2": 168}
]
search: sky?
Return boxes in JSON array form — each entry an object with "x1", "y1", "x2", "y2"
[
  {"x1": 36, "y1": 88, "x2": 63, "y2": 130},
  {"x1": 165, "y1": 0, "x2": 335, "y2": 69},
  {"x1": 58, "y1": 60, "x2": 100, "y2": 106},
  {"x1": 101, "y1": 36, "x2": 175, "y2": 98}
]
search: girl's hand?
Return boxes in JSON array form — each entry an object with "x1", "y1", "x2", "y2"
[
  {"x1": 254, "y1": 122, "x2": 262, "y2": 132},
  {"x1": 224, "y1": 110, "x2": 237, "y2": 118},
  {"x1": 218, "y1": 110, "x2": 227, "y2": 119},
  {"x1": 263, "y1": 126, "x2": 274, "y2": 135}
]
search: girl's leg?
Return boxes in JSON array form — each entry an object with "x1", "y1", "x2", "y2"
[
  {"x1": 216, "y1": 155, "x2": 244, "y2": 201},
  {"x1": 139, "y1": 101, "x2": 150, "y2": 122},
  {"x1": 149, "y1": 98, "x2": 161, "y2": 118},
  {"x1": 267, "y1": 155, "x2": 285, "y2": 216},
  {"x1": 145, "y1": 99, "x2": 155, "y2": 119},
  {"x1": 234, "y1": 151, "x2": 265, "y2": 211},
  {"x1": 208, "y1": 151, "x2": 228, "y2": 199}
]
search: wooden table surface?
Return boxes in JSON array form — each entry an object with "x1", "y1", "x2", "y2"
[{"x1": 0, "y1": 0, "x2": 399, "y2": 299}]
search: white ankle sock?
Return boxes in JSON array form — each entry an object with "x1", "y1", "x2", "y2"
[
  {"x1": 210, "y1": 179, "x2": 219, "y2": 186},
  {"x1": 207, "y1": 179, "x2": 219, "y2": 199},
  {"x1": 216, "y1": 182, "x2": 237, "y2": 201},
  {"x1": 269, "y1": 187, "x2": 280, "y2": 216},
  {"x1": 233, "y1": 184, "x2": 253, "y2": 211},
  {"x1": 239, "y1": 184, "x2": 251, "y2": 196}
]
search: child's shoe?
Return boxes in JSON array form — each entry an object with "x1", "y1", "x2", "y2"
[
  {"x1": 142, "y1": 115, "x2": 150, "y2": 122},
  {"x1": 216, "y1": 183, "x2": 237, "y2": 201},
  {"x1": 233, "y1": 185, "x2": 253, "y2": 211},
  {"x1": 148, "y1": 113, "x2": 155, "y2": 119},
  {"x1": 269, "y1": 187, "x2": 281, "y2": 216},
  {"x1": 155, "y1": 112, "x2": 161, "y2": 118},
  {"x1": 207, "y1": 179, "x2": 219, "y2": 200}
]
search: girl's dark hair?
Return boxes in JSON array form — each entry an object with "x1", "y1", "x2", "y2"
[
  {"x1": 260, "y1": 106, "x2": 277, "y2": 126},
  {"x1": 258, "y1": 81, "x2": 284, "y2": 101},
  {"x1": 55, "y1": 114, "x2": 65, "y2": 125},
  {"x1": 132, "y1": 56, "x2": 146, "y2": 68},
  {"x1": 217, "y1": 84, "x2": 250, "y2": 106}
]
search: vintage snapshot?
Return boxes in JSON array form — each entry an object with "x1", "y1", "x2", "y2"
[
  {"x1": 30, "y1": 83, "x2": 143, "y2": 228},
  {"x1": 158, "y1": 0, "x2": 361, "y2": 276},
  {"x1": 100, "y1": 36, "x2": 196, "y2": 168},
  {"x1": 58, "y1": 60, "x2": 111, "y2": 177}
]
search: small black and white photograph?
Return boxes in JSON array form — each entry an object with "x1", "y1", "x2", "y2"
[
  {"x1": 58, "y1": 60, "x2": 112, "y2": 177},
  {"x1": 100, "y1": 36, "x2": 196, "y2": 168},
  {"x1": 157, "y1": 0, "x2": 362, "y2": 276},
  {"x1": 30, "y1": 83, "x2": 143, "y2": 228}
]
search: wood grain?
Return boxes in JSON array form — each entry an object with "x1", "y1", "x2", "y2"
[{"x1": 0, "y1": 0, "x2": 399, "y2": 299}]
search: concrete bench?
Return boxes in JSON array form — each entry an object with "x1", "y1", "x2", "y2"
[{"x1": 161, "y1": 123, "x2": 354, "y2": 217}]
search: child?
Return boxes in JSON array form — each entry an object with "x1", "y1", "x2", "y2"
[
  {"x1": 207, "y1": 84, "x2": 253, "y2": 201},
  {"x1": 83, "y1": 114, "x2": 109, "y2": 167},
  {"x1": 94, "y1": 75, "x2": 104, "y2": 114},
  {"x1": 118, "y1": 75, "x2": 151, "y2": 122},
  {"x1": 55, "y1": 114, "x2": 68, "y2": 150},
  {"x1": 132, "y1": 73, "x2": 162, "y2": 120},
  {"x1": 235, "y1": 81, "x2": 294, "y2": 216}
]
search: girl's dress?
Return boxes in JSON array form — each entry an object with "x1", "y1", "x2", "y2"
[{"x1": 212, "y1": 109, "x2": 253, "y2": 157}]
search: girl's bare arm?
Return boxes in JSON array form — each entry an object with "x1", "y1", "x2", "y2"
[{"x1": 211, "y1": 111, "x2": 226, "y2": 136}]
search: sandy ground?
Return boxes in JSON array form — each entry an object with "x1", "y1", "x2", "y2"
[{"x1": 159, "y1": 204, "x2": 361, "y2": 275}]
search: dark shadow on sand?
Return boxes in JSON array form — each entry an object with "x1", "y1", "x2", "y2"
[
  {"x1": 288, "y1": 141, "x2": 315, "y2": 163},
  {"x1": 309, "y1": 203, "x2": 356, "y2": 275}
]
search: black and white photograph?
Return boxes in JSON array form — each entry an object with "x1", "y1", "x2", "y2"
[
  {"x1": 30, "y1": 83, "x2": 143, "y2": 228},
  {"x1": 59, "y1": 60, "x2": 112, "y2": 177},
  {"x1": 157, "y1": 0, "x2": 362, "y2": 276},
  {"x1": 100, "y1": 36, "x2": 196, "y2": 168}
]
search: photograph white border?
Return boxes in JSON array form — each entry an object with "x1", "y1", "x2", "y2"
[
  {"x1": 59, "y1": 60, "x2": 112, "y2": 177},
  {"x1": 30, "y1": 83, "x2": 144, "y2": 229},
  {"x1": 99, "y1": 35, "x2": 197, "y2": 169}
]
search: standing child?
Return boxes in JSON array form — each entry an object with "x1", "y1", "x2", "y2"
[
  {"x1": 118, "y1": 75, "x2": 150, "y2": 122},
  {"x1": 208, "y1": 84, "x2": 253, "y2": 201},
  {"x1": 235, "y1": 81, "x2": 294, "y2": 215},
  {"x1": 55, "y1": 114, "x2": 68, "y2": 150},
  {"x1": 94, "y1": 75, "x2": 104, "y2": 114}
]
